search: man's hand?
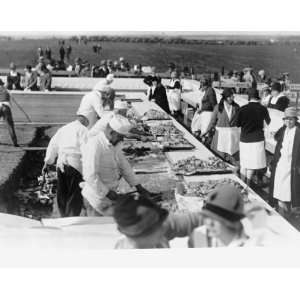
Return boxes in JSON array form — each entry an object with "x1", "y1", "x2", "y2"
[
  {"x1": 136, "y1": 184, "x2": 151, "y2": 197},
  {"x1": 106, "y1": 190, "x2": 119, "y2": 201},
  {"x1": 42, "y1": 163, "x2": 49, "y2": 175}
]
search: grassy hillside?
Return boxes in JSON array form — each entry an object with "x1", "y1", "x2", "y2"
[{"x1": 1, "y1": 38, "x2": 300, "y2": 81}]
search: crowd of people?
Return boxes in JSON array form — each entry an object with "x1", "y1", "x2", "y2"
[
  {"x1": 38, "y1": 74, "x2": 286, "y2": 248},
  {"x1": 1, "y1": 62, "x2": 299, "y2": 248}
]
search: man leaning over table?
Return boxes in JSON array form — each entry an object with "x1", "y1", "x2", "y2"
[{"x1": 80, "y1": 114, "x2": 151, "y2": 216}]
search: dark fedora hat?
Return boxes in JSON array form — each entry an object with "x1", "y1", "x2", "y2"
[
  {"x1": 247, "y1": 88, "x2": 260, "y2": 100},
  {"x1": 222, "y1": 87, "x2": 234, "y2": 98},
  {"x1": 271, "y1": 82, "x2": 282, "y2": 92},
  {"x1": 113, "y1": 194, "x2": 169, "y2": 238}
]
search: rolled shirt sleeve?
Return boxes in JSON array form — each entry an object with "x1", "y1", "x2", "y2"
[{"x1": 44, "y1": 130, "x2": 60, "y2": 165}]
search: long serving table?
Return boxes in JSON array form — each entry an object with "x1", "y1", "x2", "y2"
[{"x1": 130, "y1": 97, "x2": 300, "y2": 242}]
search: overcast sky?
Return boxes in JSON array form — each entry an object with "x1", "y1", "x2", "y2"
[{"x1": 1, "y1": 31, "x2": 300, "y2": 37}]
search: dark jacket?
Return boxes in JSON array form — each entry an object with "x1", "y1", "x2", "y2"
[
  {"x1": 231, "y1": 101, "x2": 271, "y2": 143},
  {"x1": 151, "y1": 83, "x2": 170, "y2": 114},
  {"x1": 268, "y1": 95, "x2": 289, "y2": 112},
  {"x1": 6, "y1": 73, "x2": 22, "y2": 90},
  {"x1": 200, "y1": 87, "x2": 217, "y2": 112},
  {"x1": 269, "y1": 124, "x2": 300, "y2": 208}
]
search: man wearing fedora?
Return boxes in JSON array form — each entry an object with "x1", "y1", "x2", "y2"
[
  {"x1": 80, "y1": 114, "x2": 151, "y2": 216},
  {"x1": 269, "y1": 107, "x2": 300, "y2": 217},
  {"x1": 0, "y1": 79, "x2": 18, "y2": 147}
]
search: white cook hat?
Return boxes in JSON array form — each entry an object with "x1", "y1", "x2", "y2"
[
  {"x1": 114, "y1": 100, "x2": 128, "y2": 110},
  {"x1": 108, "y1": 114, "x2": 132, "y2": 135},
  {"x1": 106, "y1": 73, "x2": 114, "y2": 82}
]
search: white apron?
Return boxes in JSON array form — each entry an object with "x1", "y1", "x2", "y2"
[
  {"x1": 216, "y1": 127, "x2": 240, "y2": 155},
  {"x1": 191, "y1": 111, "x2": 213, "y2": 134},
  {"x1": 273, "y1": 127, "x2": 296, "y2": 202},
  {"x1": 167, "y1": 89, "x2": 181, "y2": 112},
  {"x1": 240, "y1": 141, "x2": 266, "y2": 169}
]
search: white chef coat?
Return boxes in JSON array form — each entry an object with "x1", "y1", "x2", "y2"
[
  {"x1": 273, "y1": 126, "x2": 296, "y2": 202},
  {"x1": 77, "y1": 90, "x2": 104, "y2": 129},
  {"x1": 81, "y1": 131, "x2": 138, "y2": 211},
  {"x1": 44, "y1": 120, "x2": 88, "y2": 174},
  {"x1": 88, "y1": 111, "x2": 115, "y2": 137}
]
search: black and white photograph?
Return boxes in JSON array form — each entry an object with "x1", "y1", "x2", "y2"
[
  {"x1": 2, "y1": 1, "x2": 300, "y2": 298},
  {"x1": 1, "y1": 29, "x2": 300, "y2": 251}
]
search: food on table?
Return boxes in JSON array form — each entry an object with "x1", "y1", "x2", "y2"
[
  {"x1": 171, "y1": 156, "x2": 229, "y2": 175},
  {"x1": 150, "y1": 123, "x2": 182, "y2": 136},
  {"x1": 183, "y1": 179, "x2": 248, "y2": 199},
  {"x1": 160, "y1": 135, "x2": 195, "y2": 150},
  {"x1": 143, "y1": 109, "x2": 171, "y2": 120}
]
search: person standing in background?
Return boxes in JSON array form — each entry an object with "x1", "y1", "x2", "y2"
[
  {"x1": 37, "y1": 47, "x2": 44, "y2": 59},
  {"x1": 39, "y1": 65, "x2": 52, "y2": 91},
  {"x1": 45, "y1": 46, "x2": 52, "y2": 60},
  {"x1": 23, "y1": 65, "x2": 38, "y2": 91},
  {"x1": 6, "y1": 63, "x2": 22, "y2": 90},
  {"x1": 232, "y1": 88, "x2": 271, "y2": 186},
  {"x1": 66, "y1": 45, "x2": 72, "y2": 61},
  {"x1": 59, "y1": 45, "x2": 65, "y2": 62},
  {"x1": 191, "y1": 78, "x2": 217, "y2": 141},
  {"x1": 0, "y1": 79, "x2": 18, "y2": 147},
  {"x1": 150, "y1": 76, "x2": 170, "y2": 114},
  {"x1": 206, "y1": 88, "x2": 240, "y2": 165},
  {"x1": 269, "y1": 107, "x2": 300, "y2": 217},
  {"x1": 268, "y1": 82, "x2": 289, "y2": 112}
]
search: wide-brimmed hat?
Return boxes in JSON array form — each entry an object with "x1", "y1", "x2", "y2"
[
  {"x1": 271, "y1": 82, "x2": 282, "y2": 92},
  {"x1": 113, "y1": 194, "x2": 169, "y2": 238},
  {"x1": 108, "y1": 114, "x2": 132, "y2": 136},
  {"x1": 283, "y1": 107, "x2": 298, "y2": 120},
  {"x1": 248, "y1": 88, "x2": 260, "y2": 100},
  {"x1": 143, "y1": 75, "x2": 153, "y2": 85},
  {"x1": 201, "y1": 184, "x2": 245, "y2": 226}
]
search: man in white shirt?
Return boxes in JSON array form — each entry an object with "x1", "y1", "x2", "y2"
[
  {"x1": 81, "y1": 114, "x2": 150, "y2": 216},
  {"x1": 77, "y1": 86, "x2": 115, "y2": 129},
  {"x1": 42, "y1": 113, "x2": 89, "y2": 217}
]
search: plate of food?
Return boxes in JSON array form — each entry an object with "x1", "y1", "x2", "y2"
[
  {"x1": 142, "y1": 109, "x2": 171, "y2": 121},
  {"x1": 158, "y1": 135, "x2": 195, "y2": 151},
  {"x1": 149, "y1": 123, "x2": 182, "y2": 136},
  {"x1": 169, "y1": 155, "x2": 232, "y2": 175}
]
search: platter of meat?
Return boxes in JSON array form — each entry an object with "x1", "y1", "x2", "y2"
[
  {"x1": 174, "y1": 178, "x2": 251, "y2": 212},
  {"x1": 157, "y1": 135, "x2": 195, "y2": 151},
  {"x1": 149, "y1": 123, "x2": 182, "y2": 136},
  {"x1": 142, "y1": 109, "x2": 171, "y2": 121},
  {"x1": 170, "y1": 155, "x2": 232, "y2": 175},
  {"x1": 122, "y1": 141, "x2": 160, "y2": 159}
]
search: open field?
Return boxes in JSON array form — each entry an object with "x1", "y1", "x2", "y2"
[{"x1": 1, "y1": 38, "x2": 300, "y2": 80}]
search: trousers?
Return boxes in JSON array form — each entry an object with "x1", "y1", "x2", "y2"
[
  {"x1": 0, "y1": 104, "x2": 18, "y2": 146},
  {"x1": 57, "y1": 165, "x2": 83, "y2": 217}
]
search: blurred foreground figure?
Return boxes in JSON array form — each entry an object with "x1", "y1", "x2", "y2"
[{"x1": 114, "y1": 194, "x2": 202, "y2": 249}]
